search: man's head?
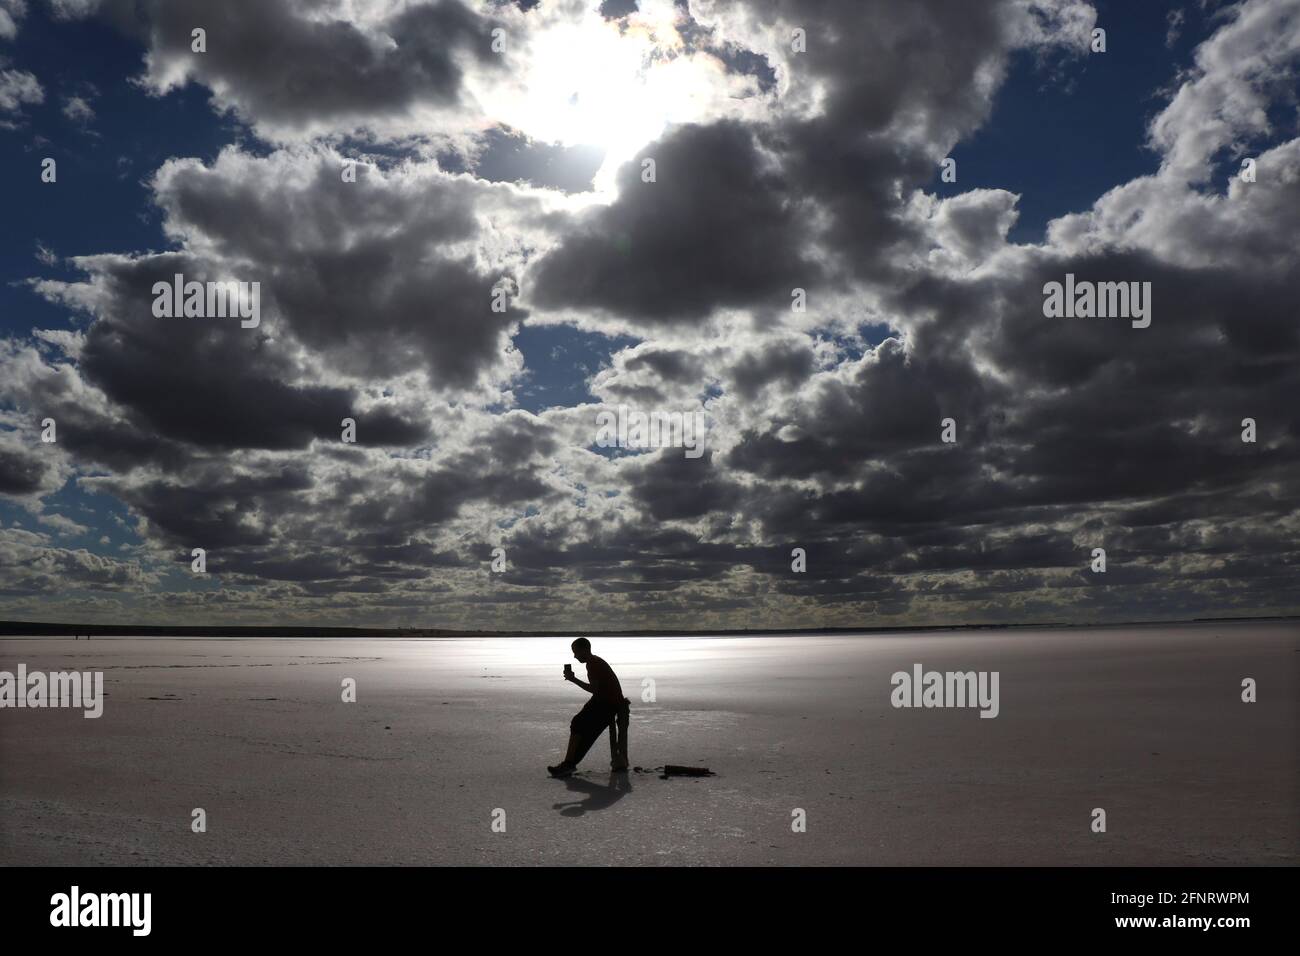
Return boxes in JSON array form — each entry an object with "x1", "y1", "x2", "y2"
[{"x1": 570, "y1": 637, "x2": 592, "y2": 663}]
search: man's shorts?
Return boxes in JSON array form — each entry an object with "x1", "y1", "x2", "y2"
[{"x1": 571, "y1": 697, "x2": 630, "y2": 738}]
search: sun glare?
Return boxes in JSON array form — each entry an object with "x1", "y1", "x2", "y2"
[{"x1": 474, "y1": 6, "x2": 727, "y2": 195}]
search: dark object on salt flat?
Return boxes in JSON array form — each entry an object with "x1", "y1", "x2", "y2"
[{"x1": 662, "y1": 765, "x2": 714, "y2": 777}]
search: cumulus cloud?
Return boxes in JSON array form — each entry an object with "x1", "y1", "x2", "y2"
[
  {"x1": 0, "y1": 0, "x2": 26, "y2": 41},
  {"x1": 62, "y1": 94, "x2": 95, "y2": 124},
  {"x1": 37, "y1": 512, "x2": 89, "y2": 536},
  {"x1": 0, "y1": 527, "x2": 158, "y2": 597},
  {"x1": 531, "y1": 121, "x2": 824, "y2": 328},
  {"x1": 3, "y1": 0, "x2": 1298, "y2": 628},
  {"x1": 0, "y1": 66, "x2": 42, "y2": 121},
  {"x1": 1149, "y1": 0, "x2": 1300, "y2": 184},
  {"x1": 52, "y1": 0, "x2": 512, "y2": 144},
  {"x1": 0, "y1": 428, "x2": 67, "y2": 501}
]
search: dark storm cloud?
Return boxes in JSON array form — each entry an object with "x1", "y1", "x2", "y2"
[
  {"x1": 759, "y1": 0, "x2": 1012, "y2": 133},
  {"x1": 0, "y1": 340, "x2": 196, "y2": 473},
  {"x1": 530, "y1": 120, "x2": 823, "y2": 324},
  {"x1": 84, "y1": 421, "x2": 558, "y2": 585},
  {"x1": 487, "y1": 513, "x2": 780, "y2": 594},
  {"x1": 0, "y1": 436, "x2": 57, "y2": 496},
  {"x1": 727, "y1": 338, "x2": 997, "y2": 481},
  {"x1": 469, "y1": 128, "x2": 606, "y2": 193},
  {"x1": 728, "y1": 338, "x2": 815, "y2": 400},
  {"x1": 715, "y1": 245, "x2": 1300, "y2": 616},
  {"x1": 345, "y1": 413, "x2": 562, "y2": 530},
  {"x1": 98, "y1": 462, "x2": 314, "y2": 551},
  {"x1": 592, "y1": 345, "x2": 714, "y2": 404},
  {"x1": 71, "y1": 0, "x2": 505, "y2": 135},
  {"x1": 48, "y1": 253, "x2": 432, "y2": 452},
  {"x1": 968, "y1": 254, "x2": 1299, "y2": 508},
  {"x1": 597, "y1": 0, "x2": 639, "y2": 21},
  {"x1": 622, "y1": 347, "x2": 706, "y2": 383},
  {"x1": 150, "y1": 151, "x2": 530, "y2": 390},
  {"x1": 686, "y1": 0, "x2": 1088, "y2": 280},
  {"x1": 957, "y1": 253, "x2": 1300, "y2": 394},
  {"x1": 701, "y1": 157, "x2": 1298, "y2": 615},
  {"x1": 627, "y1": 448, "x2": 743, "y2": 521}
]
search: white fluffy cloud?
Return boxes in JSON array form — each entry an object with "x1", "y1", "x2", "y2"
[{"x1": 0, "y1": 66, "x2": 42, "y2": 119}]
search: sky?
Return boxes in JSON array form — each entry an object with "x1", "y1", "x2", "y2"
[{"x1": 0, "y1": 0, "x2": 1297, "y2": 630}]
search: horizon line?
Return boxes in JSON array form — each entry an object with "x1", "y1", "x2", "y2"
[{"x1": 2, "y1": 613, "x2": 1296, "y2": 639}]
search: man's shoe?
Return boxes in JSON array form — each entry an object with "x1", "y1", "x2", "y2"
[{"x1": 547, "y1": 763, "x2": 575, "y2": 778}]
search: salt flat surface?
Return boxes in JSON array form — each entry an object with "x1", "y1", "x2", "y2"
[{"x1": 1, "y1": 623, "x2": 1295, "y2": 865}]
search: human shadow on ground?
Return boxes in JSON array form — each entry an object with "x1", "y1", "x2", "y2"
[{"x1": 551, "y1": 771, "x2": 633, "y2": 816}]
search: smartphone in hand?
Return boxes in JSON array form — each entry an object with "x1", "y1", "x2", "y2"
[{"x1": 563, "y1": 663, "x2": 573, "y2": 679}]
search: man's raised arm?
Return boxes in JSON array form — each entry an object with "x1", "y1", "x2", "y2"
[{"x1": 565, "y1": 670, "x2": 594, "y2": 694}]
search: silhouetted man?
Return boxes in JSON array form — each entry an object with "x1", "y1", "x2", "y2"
[{"x1": 548, "y1": 638, "x2": 630, "y2": 777}]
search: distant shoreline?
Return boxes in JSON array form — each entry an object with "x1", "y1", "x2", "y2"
[{"x1": 1, "y1": 614, "x2": 1296, "y2": 639}]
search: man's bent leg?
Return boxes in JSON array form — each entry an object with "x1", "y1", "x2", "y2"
[
  {"x1": 569, "y1": 724, "x2": 605, "y2": 766},
  {"x1": 568, "y1": 699, "x2": 616, "y2": 768}
]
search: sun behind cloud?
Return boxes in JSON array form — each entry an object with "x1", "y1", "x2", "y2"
[{"x1": 470, "y1": 0, "x2": 761, "y2": 195}]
